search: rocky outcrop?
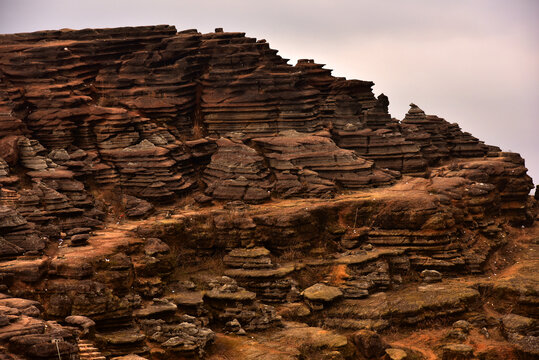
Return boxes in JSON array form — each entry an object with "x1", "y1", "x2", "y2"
[
  {"x1": 324, "y1": 282, "x2": 479, "y2": 330},
  {"x1": 334, "y1": 248, "x2": 409, "y2": 299},
  {"x1": 100, "y1": 139, "x2": 192, "y2": 200},
  {"x1": 303, "y1": 283, "x2": 343, "y2": 309},
  {"x1": 253, "y1": 131, "x2": 397, "y2": 193},
  {"x1": 202, "y1": 138, "x2": 272, "y2": 203},
  {"x1": 123, "y1": 195, "x2": 154, "y2": 219},
  {"x1": 0, "y1": 26, "x2": 509, "y2": 209},
  {"x1": 199, "y1": 33, "x2": 321, "y2": 137},
  {"x1": 333, "y1": 126, "x2": 427, "y2": 175},
  {"x1": 134, "y1": 299, "x2": 215, "y2": 358},
  {"x1": 0, "y1": 205, "x2": 43, "y2": 257},
  {"x1": 144, "y1": 156, "x2": 527, "y2": 273},
  {"x1": 201, "y1": 131, "x2": 398, "y2": 202},
  {"x1": 431, "y1": 152, "x2": 535, "y2": 225},
  {"x1": 223, "y1": 248, "x2": 297, "y2": 303},
  {"x1": 0, "y1": 294, "x2": 79, "y2": 360},
  {"x1": 203, "y1": 276, "x2": 282, "y2": 331},
  {"x1": 501, "y1": 313, "x2": 539, "y2": 358},
  {"x1": 0, "y1": 25, "x2": 536, "y2": 360},
  {"x1": 401, "y1": 103, "x2": 489, "y2": 160}
]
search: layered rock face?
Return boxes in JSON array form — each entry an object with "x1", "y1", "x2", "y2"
[
  {"x1": 401, "y1": 103, "x2": 489, "y2": 161},
  {"x1": 0, "y1": 25, "x2": 536, "y2": 360},
  {"x1": 0, "y1": 26, "x2": 504, "y2": 203},
  {"x1": 202, "y1": 138, "x2": 272, "y2": 203}
]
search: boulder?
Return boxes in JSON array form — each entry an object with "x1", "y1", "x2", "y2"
[
  {"x1": 385, "y1": 348, "x2": 408, "y2": 360},
  {"x1": 350, "y1": 329, "x2": 386, "y2": 359},
  {"x1": 303, "y1": 283, "x2": 343, "y2": 303},
  {"x1": 420, "y1": 269, "x2": 442, "y2": 283},
  {"x1": 502, "y1": 313, "x2": 535, "y2": 335}
]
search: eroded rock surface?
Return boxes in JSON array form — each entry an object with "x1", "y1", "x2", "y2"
[{"x1": 0, "y1": 25, "x2": 536, "y2": 359}]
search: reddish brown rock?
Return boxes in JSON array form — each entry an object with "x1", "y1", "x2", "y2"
[
  {"x1": 253, "y1": 131, "x2": 397, "y2": 194},
  {"x1": 0, "y1": 136, "x2": 21, "y2": 166},
  {"x1": 333, "y1": 127, "x2": 427, "y2": 175},
  {"x1": 123, "y1": 195, "x2": 154, "y2": 219},
  {"x1": 0, "y1": 206, "x2": 44, "y2": 255},
  {"x1": 0, "y1": 25, "x2": 535, "y2": 360},
  {"x1": 401, "y1": 103, "x2": 488, "y2": 160},
  {"x1": 350, "y1": 329, "x2": 387, "y2": 359},
  {"x1": 203, "y1": 138, "x2": 272, "y2": 202}
]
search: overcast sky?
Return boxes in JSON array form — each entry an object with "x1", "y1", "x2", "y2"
[{"x1": 1, "y1": 0, "x2": 537, "y2": 188}]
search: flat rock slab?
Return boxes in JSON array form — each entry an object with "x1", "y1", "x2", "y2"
[
  {"x1": 0, "y1": 258, "x2": 48, "y2": 282},
  {"x1": 95, "y1": 329, "x2": 146, "y2": 345},
  {"x1": 167, "y1": 291, "x2": 204, "y2": 307},
  {"x1": 132, "y1": 302, "x2": 177, "y2": 318},
  {"x1": 335, "y1": 248, "x2": 404, "y2": 265},
  {"x1": 421, "y1": 269, "x2": 442, "y2": 283},
  {"x1": 303, "y1": 283, "x2": 343, "y2": 302},
  {"x1": 208, "y1": 322, "x2": 350, "y2": 360},
  {"x1": 323, "y1": 318, "x2": 389, "y2": 331},
  {"x1": 502, "y1": 313, "x2": 535, "y2": 333},
  {"x1": 0, "y1": 297, "x2": 41, "y2": 310},
  {"x1": 386, "y1": 348, "x2": 408, "y2": 360},
  {"x1": 275, "y1": 322, "x2": 348, "y2": 349},
  {"x1": 111, "y1": 355, "x2": 148, "y2": 360},
  {"x1": 47, "y1": 228, "x2": 144, "y2": 280},
  {"x1": 228, "y1": 247, "x2": 270, "y2": 258},
  {"x1": 325, "y1": 283, "x2": 479, "y2": 323},
  {"x1": 0, "y1": 315, "x2": 45, "y2": 341},
  {"x1": 208, "y1": 333, "x2": 299, "y2": 360},
  {"x1": 204, "y1": 289, "x2": 256, "y2": 302},
  {"x1": 225, "y1": 264, "x2": 295, "y2": 279},
  {"x1": 277, "y1": 303, "x2": 311, "y2": 318}
]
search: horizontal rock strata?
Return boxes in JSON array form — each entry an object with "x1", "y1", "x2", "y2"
[{"x1": 0, "y1": 25, "x2": 535, "y2": 360}]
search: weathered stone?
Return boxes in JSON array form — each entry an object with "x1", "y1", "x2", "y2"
[
  {"x1": 133, "y1": 299, "x2": 177, "y2": 318},
  {"x1": 385, "y1": 348, "x2": 408, "y2": 360},
  {"x1": 124, "y1": 195, "x2": 154, "y2": 218},
  {"x1": 223, "y1": 247, "x2": 273, "y2": 269},
  {"x1": 111, "y1": 355, "x2": 148, "y2": 360},
  {"x1": 144, "y1": 238, "x2": 170, "y2": 256},
  {"x1": 421, "y1": 269, "x2": 442, "y2": 283},
  {"x1": 167, "y1": 292, "x2": 204, "y2": 307},
  {"x1": 203, "y1": 138, "x2": 272, "y2": 203},
  {"x1": 8, "y1": 332, "x2": 79, "y2": 360},
  {"x1": 452, "y1": 320, "x2": 471, "y2": 333},
  {"x1": 0, "y1": 24, "x2": 536, "y2": 360},
  {"x1": 502, "y1": 313, "x2": 535, "y2": 334},
  {"x1": 205, "y1": 288, "x2": 257, "y2": 302},
  {"x1": 442, "y1": 344, "x2": 474, "y2": 360},
  {"x1": 64, "y1": 315, "x2": 95, "y2": 337},
  {"x1": 303, "y1": 283, "x2": 343, "y2": 303},
  {"x1": 350, "y1": 329, "x2": 386, "y2": 359},
  {"x1": 277, "y1": 303, "x2": 311, "y2": 319}
]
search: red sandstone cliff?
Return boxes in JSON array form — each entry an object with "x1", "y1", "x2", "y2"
[{"x1": 0, "y1": 26, "x2": 536, "y2": 360}]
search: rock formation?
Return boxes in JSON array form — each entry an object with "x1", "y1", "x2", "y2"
[{"x1": 0, "y1": 25, "x2": 536, "y2": 359}]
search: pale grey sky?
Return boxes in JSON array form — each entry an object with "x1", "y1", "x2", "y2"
[{"x1": 1, "y1": 0, "x2": 537, "y2": 187}]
